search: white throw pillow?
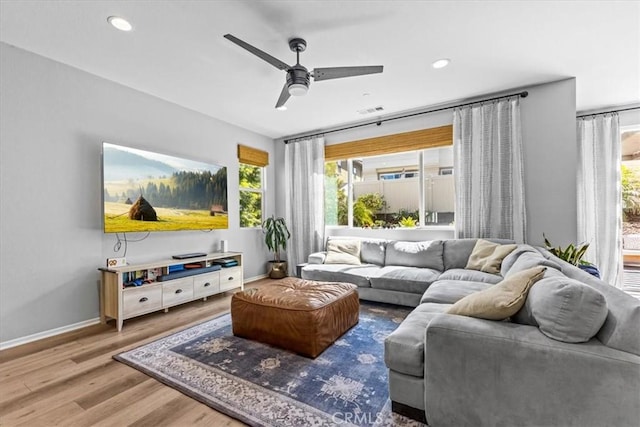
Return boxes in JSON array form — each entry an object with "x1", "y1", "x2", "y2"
[{"x1": 324, "y1": 240, "x2": 361, "y2": 265}]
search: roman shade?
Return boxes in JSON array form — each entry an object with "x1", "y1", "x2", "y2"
[
  {"x1": 324, "y1": 126, "x2": 452, "y2": 161},
  {"x1": 238, "y1": 144, "x2": 269, "y2": 167}
]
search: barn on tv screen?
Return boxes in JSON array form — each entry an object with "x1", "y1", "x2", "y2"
[{"x1": 102, "y1": 142, "x2": 228, "y2": 233}]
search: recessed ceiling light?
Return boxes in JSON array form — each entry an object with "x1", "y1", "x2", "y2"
[
  {"x1": 362, "y1": 92, "x2": 371, "y2": 97},
  {"x1": 276, "y1": 105, "x2": 287, "y2": 111},
  {"x1": 432, "y1": 58, "x2": 450, "y2": 69},
  {"x1": 107, "y1": 16, "x2": 133, "y2": 32}
]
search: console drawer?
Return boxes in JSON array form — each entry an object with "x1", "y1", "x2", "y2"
[
  {"x1": 220, "y1": 267, "x2": 242, "y2": 291},
  {"x1": 194, "y1": 271, "x2": 220, "y2": 298},
  {"x1": 123, "y1": 285, "x2": 162, "y2": 318},
  {"x1": 162, "y1": 278, "x2": 194, "y2": 307}
]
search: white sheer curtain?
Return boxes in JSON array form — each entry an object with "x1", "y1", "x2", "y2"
[
  {"x1": 453, "y1": 97, "x2": 526, "y2": 242},
  {"x1": 577, "y1": 114, "x2": 621, "y2": 286},
  {"x1": 285, "y1": 136, "x2": 325, "y2": 276}
]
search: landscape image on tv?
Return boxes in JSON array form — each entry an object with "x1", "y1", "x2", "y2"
[{"x1": 102, "y1": 142, "x2": 228, "y2": 233}]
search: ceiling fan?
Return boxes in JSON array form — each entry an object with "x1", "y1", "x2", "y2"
[{"x1": 223, "y1": 34, "x2": 384, "y2": 109}]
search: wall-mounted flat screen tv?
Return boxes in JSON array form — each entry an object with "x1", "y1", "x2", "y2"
[{"x1": 102, "y1": 142, "x2": 228, "y2": 233}]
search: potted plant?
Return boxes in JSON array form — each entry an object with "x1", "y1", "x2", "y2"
[
  {"x1": 543, "y1": 234, "x2": 600, "y2": 278},
  {"x1": 398, "y1": 216, "x2": 418, "y2": 228},
  {"x1": 262, "y1": 215, "x2": 291, "y2": 279}
]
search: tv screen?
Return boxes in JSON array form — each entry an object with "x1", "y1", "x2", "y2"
[{"x1": 102, "y1": 142, "x2": 228, "y2": 233}]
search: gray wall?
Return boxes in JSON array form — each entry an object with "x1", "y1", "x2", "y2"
[
  {"x1": 0, "y1": 43, "x2": 274, "y2": 344},
  {"x1": 275, "y1": 79, "x2": 578, "y2": 246}
]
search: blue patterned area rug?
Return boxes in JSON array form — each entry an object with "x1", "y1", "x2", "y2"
[{"x1": 114, "y1": 302, "x2": 425, "y2": 427}]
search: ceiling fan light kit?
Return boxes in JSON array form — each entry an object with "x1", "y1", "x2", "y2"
[{"x1": 224, "y1": 34, "x2": 383, "y2": 109}]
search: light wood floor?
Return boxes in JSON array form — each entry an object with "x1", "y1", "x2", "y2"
[{"x1": 0, "y1": 280, "x2": 273, "y2": 426}]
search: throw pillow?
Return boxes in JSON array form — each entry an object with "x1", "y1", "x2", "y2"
[
  {"x1": 447, "y1": 266, "x2": 546, "y2": 320},
  {"x1": 514, "y1": 277, "x2": 608, "y2": 343},
  {"x1": 466, "y1": 239, "x2": 518, "y2": 274},
  {"x1": 324, "y1": 239, "x2": 362, "y2": 265}
]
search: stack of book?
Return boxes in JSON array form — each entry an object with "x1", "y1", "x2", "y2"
[{"x1": 212, "y1": 258, "x2": 238, "y2": 268}]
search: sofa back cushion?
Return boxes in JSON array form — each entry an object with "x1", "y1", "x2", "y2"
[
  {"x1": 501, "y1": 245, "x2": 562, "y2": 277},
  {"x1": 513, "y1": 276, "x2": 608, "y2": 343},
  {"x1": 443, "y1": 238, "x2": 515, "y2": 270},
  {"x1": 326, "y1": 236, "x2": 387, "y2": 265},
  {"x1": 385, "y1": 240, "x2": 444, "y2": 271},
  {"x1": 538, "y1": 248, "x2": 640, "y2": 356}
]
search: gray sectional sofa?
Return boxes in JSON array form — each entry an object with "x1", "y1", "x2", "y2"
[{"x1": 301, "y1": 236, "x2": 640, "y2": 426}]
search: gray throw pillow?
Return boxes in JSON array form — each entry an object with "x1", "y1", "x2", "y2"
[{"x1": 514, "y1": 277, "x2": 608, "y2": 343}]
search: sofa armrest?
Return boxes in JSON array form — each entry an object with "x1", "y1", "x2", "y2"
[
  {"x1": 424, "y1": 314, "x2": 640, "y2": 427},
  {"x1": 308, "y1": 251, "x2": 326, "y2": 264}
]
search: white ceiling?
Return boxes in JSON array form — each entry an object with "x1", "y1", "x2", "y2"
[{"x1": 1, "y1": 1, "x2": 638, "y2": 139}]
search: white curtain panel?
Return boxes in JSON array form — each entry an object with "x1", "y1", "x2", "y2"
[
  {"x1": 577, "y1": 114, "x2": 621, "y2": 286},
  {"x1": 453, "y1": 97, "x2": 526, "y2": 242},
  {"x1": 284, "y1": 136, "x2": 325, "y2": 276}
]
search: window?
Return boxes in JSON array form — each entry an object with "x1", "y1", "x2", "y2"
[
  {"x1": 239, "y1": 164, "x2": 263, "y2": 227},
  {"x1": 237, "y1": 144, "x2": 268, "y2": 228},
  {"x1": 323, "y1": 126, "x2": 454, "y2": 228},
  {"x1": 621, "y1": 127, "x2": 640, "y2": 253},
  {"x1": 325, "y1": 147, "x2": 455, "y2": 228}
]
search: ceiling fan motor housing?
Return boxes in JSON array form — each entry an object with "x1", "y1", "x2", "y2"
[{"x1": 287, "y1": 65, "x2": 310, "y2": 95}]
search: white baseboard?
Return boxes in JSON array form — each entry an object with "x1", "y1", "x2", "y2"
[
  {"x1": 1, "y1": 276, "x2": 271, "y2": 351},
  {"x1": 244, "y1": 273, "x2": 268, "y2": 283},
  {"x1": 0, "y1": 317, "x2": 101, "y2": 351}
]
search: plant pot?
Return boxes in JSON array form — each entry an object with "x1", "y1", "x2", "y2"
[
  {"x1": 578, "y1": 264, "x2": 601, "y2": 278},
  {"x1": 267, "y1": 261, "x2": 288, "y2": 279}
]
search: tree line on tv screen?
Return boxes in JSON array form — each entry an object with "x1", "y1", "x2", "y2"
[{"x1": 104, "y1": 169, "x2": 228, "y2": 211}]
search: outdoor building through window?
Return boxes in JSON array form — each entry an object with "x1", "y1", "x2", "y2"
[
  {"x1": 237, "y1": 144, "x2": 268, "y2": 228},
  {"x1": 325, "y1": 146, "x2": 455, "y2": 228}
]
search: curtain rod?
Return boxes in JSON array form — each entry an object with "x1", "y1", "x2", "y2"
[
  {"x1": 576, "y1": 105, "x2": 640, "y2": 119},
  {"x1": 283, "y1": 91, "x2": 528, "y2": 144}
]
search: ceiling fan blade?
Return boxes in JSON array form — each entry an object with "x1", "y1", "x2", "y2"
[
  {"x1": 275, "y1": 83, "x2": 290, "y2": 109},
  {"x1": 312, "y1": 66, "x2": 383, "y2": 81},
  {"x1": 224, "y1": 34, "x2": 291, "y2": 71}
]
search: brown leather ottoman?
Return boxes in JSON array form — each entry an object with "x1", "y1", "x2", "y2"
[{"x1": 231, "y1": 277, "x2": 359, "y2": 358}]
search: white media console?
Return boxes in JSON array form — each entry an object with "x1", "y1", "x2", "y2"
[{"x1": 99, "y1": 252, "x2": 243, "y2": 331}]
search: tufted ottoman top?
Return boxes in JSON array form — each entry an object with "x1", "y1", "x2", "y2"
[{"x1": 233, "y1": 277, "x2": 357, "y2": 311}]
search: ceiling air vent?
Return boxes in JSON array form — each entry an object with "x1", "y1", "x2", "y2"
[{"x1": 357, "y1": 106, "x2": 384, "y2": 115}]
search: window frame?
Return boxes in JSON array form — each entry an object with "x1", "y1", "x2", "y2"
[{"x1": 239, "y1": 163, "x2": 266, "y2": 229}]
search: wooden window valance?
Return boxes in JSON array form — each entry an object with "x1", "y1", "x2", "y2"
[
  {"x1": 324, "y1": 125, "x2": 453, "y2": 161},
  {"x1": 238, "y1": 144, "x2": 269, "y2": 167}
]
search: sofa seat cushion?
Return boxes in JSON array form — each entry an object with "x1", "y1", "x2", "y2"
[
  {"x1": 369, "y1": 266, "x2": 441, "y2": 294},
  {"x1": 385, "y1": 240, "x2": 444, "y2": 271},
  {"x1": 438, "y1": 268, "x2": 502, "y2": 284},
  {"x1": 384, "y1": 302, "x2": 452, "y2": 377},
  {"x1": 421, "y1": 280, "x2": 493, "y2": 304},
  {"x1": 301, "y1": 264, "x2": 384, "y2": 288},
  {"x1": 514, "y1": 276, "x2": 609, "y2": 343}
]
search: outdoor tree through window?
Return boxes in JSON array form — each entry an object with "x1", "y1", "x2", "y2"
[{"x1": 239, "y1": 163, "x2": 263, "y2": 227}]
